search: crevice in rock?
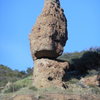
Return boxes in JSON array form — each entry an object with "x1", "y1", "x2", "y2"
[
  {"x1": 62, "y1": 68, "x2": 68, "y2": 82},
  {"x1": 48, "y1": 77, "x2": 53, "y2": 81},
  {"x1": 35, "y1": 50, "x2": 59, "y2": 59}
]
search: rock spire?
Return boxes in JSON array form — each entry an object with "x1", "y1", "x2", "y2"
[{"x1": 29, "y1": 0, "x2": 69, "y2": 89}]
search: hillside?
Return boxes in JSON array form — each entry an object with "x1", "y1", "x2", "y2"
[
  {"x1": 0, "y1": 47, "x2": 100, "y2": 100},
  {"x1": 0, "y1": 65, "x2": 27, "y2": 87},
  {"x1": 58, "y1": 47, "x2": 100, "y2": 73},
  {"x1": 0, "y1": 74, "x2": 100, "y2": 100}
]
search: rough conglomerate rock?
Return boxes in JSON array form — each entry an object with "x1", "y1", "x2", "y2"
[
  {"x1": 29, "y1": 0, "x2": 69, "y2": 89},
  {"x1": 33, "y1": 58, "x2": 69, "y2": 89},
  {"x1": 29, "y1": 0, "x2": 68, "y2": 60}
]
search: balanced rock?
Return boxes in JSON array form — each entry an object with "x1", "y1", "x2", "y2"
[
  {"x1": 33, "y1": 58, "x2": 69, "y2": 89},
  {"x1": 29, "y1": 0, "x2": 68, "y2": 60}
]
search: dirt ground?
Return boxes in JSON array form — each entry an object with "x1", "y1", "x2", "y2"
[{"x1": 1, "y1": 93, "x2": 100, "y2": 100}]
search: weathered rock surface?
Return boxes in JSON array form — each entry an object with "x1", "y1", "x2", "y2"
[
  {"x1": 33, "y1": 58, "x2": 69, "y2": 89},
  {"x1": 80, "y1": 75, "x2": 100, "y2": 86},
  {"x1": 29, "y1": 0, "x2": 68, "y2": 60},
  {"x1": 29, "y1": 0, "x2": 69, "y2": 89}
]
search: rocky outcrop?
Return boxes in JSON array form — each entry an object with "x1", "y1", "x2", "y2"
[
  {"x1": 80, "y1": 75, "x2": 100, "y2": 86},
  {"x1": 29, "y1": 0, "x2": 68, "y2": 60},
  {"x1": 29, "y1": 0, "x2": 68, "y2": 89},
  {"x1": 33, "y1": 59, "x2": 69, "y2": 89}
]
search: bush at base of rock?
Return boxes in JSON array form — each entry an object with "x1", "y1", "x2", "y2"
[
  {"x1": 29, "y1": 86, "x2": 38, "y2": 91},
  {"x1": 4, "y1": 84, "x2": 22, "y2": 93}
]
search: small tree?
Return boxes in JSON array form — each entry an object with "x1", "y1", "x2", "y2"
[{"x1": 26, "y1": 67, "x2": 33, "y2": 75}]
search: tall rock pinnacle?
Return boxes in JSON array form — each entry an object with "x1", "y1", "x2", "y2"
[
  {"x1": 29, "y1": 0, "x2": 68, "y2": 60},
  {"x1": 29, "y1": 0, "x2": 69, "y2": 89}
]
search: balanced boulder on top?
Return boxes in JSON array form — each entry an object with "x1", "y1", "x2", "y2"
[{"x1": 29, "y1": 0, "x2": 68, "y2": 60}]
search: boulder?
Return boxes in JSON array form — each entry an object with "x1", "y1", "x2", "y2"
[
  {"x1": 29, "y1": 0, "x2": 68, "y2": 60},
  {"x1": 80, "y1": 75, "x2": 100, "y2": 86},
  {"x1": 33, "y1": 58, "x2": 69, "y2": 89}
]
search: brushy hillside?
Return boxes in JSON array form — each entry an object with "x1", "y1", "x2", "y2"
[
  {"x1": 58, "y1": 47, "x2": 100, "y2": 73},
  {"x1": 0, "y1": 65, "x2": 28, "y2": 87},
  {"x1": 0, "y1": 47, "x2": 100, "y2": 100},
  {"x1": 14, "y1": 76, "x2": 32, "y2": 87},
  {"x1": 0, "y1": 76, "x2": 33, "y2": 93},
  {"x1": 0, "y1": 64, "x2": 33, "y2": 88},
  {"x1": 0, "y1": 74, "x2": 100, "y2": 100}
]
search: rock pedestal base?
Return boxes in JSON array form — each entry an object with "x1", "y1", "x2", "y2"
[{"x1": 33, "y1": 58, "x2": 69, "y2": 89}]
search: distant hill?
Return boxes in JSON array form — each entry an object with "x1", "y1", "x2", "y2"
[
  {"x1": 0, "y1": 65, "x2": 27, "y2": 87},
  {"x1": 58, "y1": 47, "x2": 100, "y2": 74}
]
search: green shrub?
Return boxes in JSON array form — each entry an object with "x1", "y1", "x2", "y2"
[
  {"x1": 15, "y1": 76, "x2": 32, "y2": 87},
  {"x1": 89, "y1": 85, "x2": 100, "y2": 94},
  {"x1": 0, "y1": 65, "x2": 27, "y2": 87},
  {"x1": 67, "y1": 78, "x2": 79, "y2": 84},
  {"x1": 58, "y1": 48, "x2": 100, "y2": 73},
  {"x1": 4, "y1": 84, "x2": 22, "y2": 93},
  {"x1": 29, "y1": 86, "x2": 38, "y2": 91},
  {"x1": 87, "y1": 70, "x2": 99, "y2": 76}
]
